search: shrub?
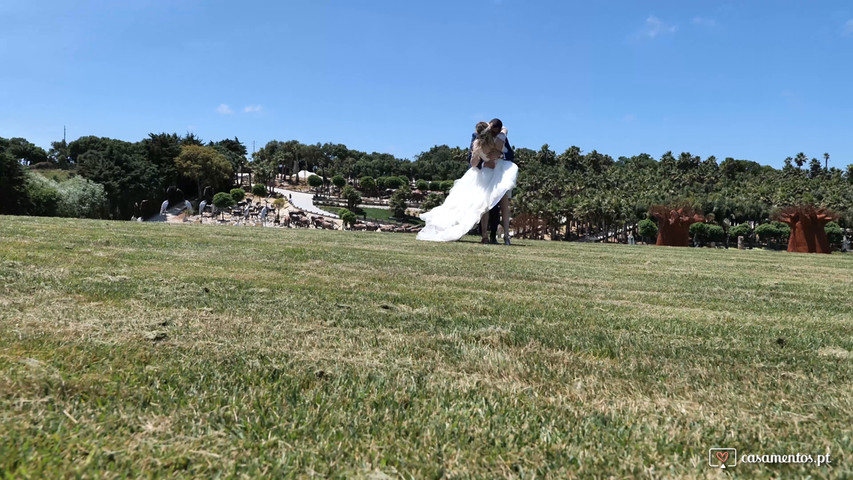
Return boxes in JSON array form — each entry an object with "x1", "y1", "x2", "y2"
[
  {"x1": 24, "y1": 171, "x2": 60, "y2": 217},
  {"x1": 755, "y1": 221, "x2": 790, "y2": 247},
  {"x1": 213, "y1": 191, "x2": 235, "y2": 212},
  {"x1": 384, "y1": 176, "x2": 404, "y2": 190},
  {"x1": 428, "y1": 181, "x2": 441, "y2": 191},
  {"x1": 420, "y1": 193, "x2": 445, "y2": 213},
  {"x1": 30, "y1": 161, "x2": 53, "y2": 170},
  {"x1": 754, "y1": 223, "x2": 776, "y2": 245},
  {"x1": 689, "y1": 223, "x2": 710, "y2": 245},
  {"x1": 341, "y1": 186, "x2": 362, "y2": 210},
  {"x1": 0, "y1": 150, "x2": 30, "y2": 215},
  {"x1": 252, "y1": 184, "x2": 267, "y2": 197},
  {"x1": 706, "y1": 224, "x2": 725, "y2": 243},
  {"x1": 390, "y1": 187, "x2": 410, "y2": 218},
  {"x1": 230, "y1": 188, "x2": 245, "y2": 202},
  {"x1": 415, "y1": 179, "x2": 429, "y2": 191},
  {"x1": 331, "y1": 175, "x2": 346, "y2": 189},
  {"x1": 308, "y1": 174, "x2": 323, "y2": 189},
  {"x1": 774, "y1": 221, "x2": 791, "y2": 237},
  {"x1": 825, "y1": 221, "x2": 843, "y2": 246},
  {"x1": 56, "y1": 176, "x2": 108, "y2": 218},
  {"x1": 359, "y1": 176, "x2": 376, "y2": 196},
  {"x1": 728, "y1": 222, "x2": 752, "y2": 240},
  {"x1": 339, "y1": 208, "x2": 357, "y2": 228},
  {"x1": 440, "y1": 180, "x2": 454, "y2": 193},
  {"x1": 637, "y1": 218, "x2": 658, "y2": 243}
]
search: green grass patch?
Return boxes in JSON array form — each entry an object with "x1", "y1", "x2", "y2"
[
  {"x1": 0, "y1": 215, "x2": 850, "y2": 478},
  {"x1": 32, "y1": 168, "x2": 75, "y2": 182}
]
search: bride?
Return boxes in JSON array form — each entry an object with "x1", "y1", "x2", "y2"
[{"x1": 417, "y1": 121, "x2": 518, "y2": 242}]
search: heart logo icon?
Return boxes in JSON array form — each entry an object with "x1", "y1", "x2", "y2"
[{"x1": 716, "y1": 451, "x2": 729, "y2": 464}]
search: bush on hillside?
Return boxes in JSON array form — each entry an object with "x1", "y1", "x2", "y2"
[
  {"x1": 341, "y1": 186, "x2": 362, "y2": 210},
  {"x1": 56, "y1": 176, "x2": 108, "y2": 219},
  {"x1": 230, "y1": 188, "x2": 245, "y2": 202},
  {"x1": 420, "y1": 193, "x2": 445, "y2": 213},
  {"x1": 24, "y1": 172, "x2": 60, "y2": 217},
  {"x1": 331, "y1": 175, "x2": 346, "y2": 190},
  {"x1": 252, "y1": 184, "x2": 267, "y2": 197}
]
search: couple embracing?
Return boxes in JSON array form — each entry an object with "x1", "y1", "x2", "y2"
[{"x1": 417, "y1": 118, "x2": 518, "y2": 244}]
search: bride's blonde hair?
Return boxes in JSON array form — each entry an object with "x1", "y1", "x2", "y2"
[{"x1": 476, "y1": 123, "x2": 500, "y2": 158}]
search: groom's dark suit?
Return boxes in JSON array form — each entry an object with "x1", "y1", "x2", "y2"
[{"x1": 468, "y1": 132, "x2": 515, "y2": 242}]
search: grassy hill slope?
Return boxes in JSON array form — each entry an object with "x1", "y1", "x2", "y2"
[{"x1": 0, "y1": 216, "x2": 850, "y2": 478}]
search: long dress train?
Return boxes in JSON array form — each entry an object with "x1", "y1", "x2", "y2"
[{"x1": 416, "y1": 159, "x2": 517, "y2": 242}]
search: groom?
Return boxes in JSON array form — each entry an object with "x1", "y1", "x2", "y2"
[{"x1": 468, "y1": 118, "x2": 514, "y2": 244}]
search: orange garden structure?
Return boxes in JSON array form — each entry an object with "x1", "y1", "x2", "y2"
[
  {"x1": 775, "y1": 206, "x2": 836, "y2": 254},
  {"x1": 649, "y1": 205, "x2": 705, "y2": 247}
]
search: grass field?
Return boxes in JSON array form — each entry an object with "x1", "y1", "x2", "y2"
[{"x1": 0, "y1": 216, "x2": 850, "y2": 479}]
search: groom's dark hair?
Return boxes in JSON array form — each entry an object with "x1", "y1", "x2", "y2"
[{"x1": 489, "y1": 118, "x2": 503, "y2": 129}]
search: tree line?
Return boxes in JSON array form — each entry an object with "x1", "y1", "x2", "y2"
[
  {"x1": 510, "y1": 146, "x2": 852, "y2": 241},
  {"x1": 2, "y1": 134, "x2": 852, "y2": 239}
]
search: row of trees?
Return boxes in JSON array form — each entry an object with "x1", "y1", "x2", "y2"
[
  {"x1": 3, "y1": 134, "x2": 247, "y2": 219},
  {"x1": 510, "y1": 146, "x2": 853, "y2": 240},
  {"x1": 3, "y1": 134, "x2": 853, "y2": 238}
]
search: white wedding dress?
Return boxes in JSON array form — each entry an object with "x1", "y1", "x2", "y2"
[{"x1": 417, "y1": 150, "x2": 518, "y2": 242}]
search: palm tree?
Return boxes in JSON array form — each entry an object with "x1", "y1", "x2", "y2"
[{"x1": 824, "y1": 152, "x2": 830, "y2": 171}]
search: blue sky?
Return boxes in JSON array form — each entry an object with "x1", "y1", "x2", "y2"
[{"x1": 2, "y1": 1, "x2": 852, "y2": 168}]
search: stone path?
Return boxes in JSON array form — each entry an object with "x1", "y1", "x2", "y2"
[{"x1": 273, "y1": 188, "x2": 339, "y2": 218}]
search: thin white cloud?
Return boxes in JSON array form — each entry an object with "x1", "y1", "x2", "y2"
[
  {"x1": 216, "y1": 104, "x2": 233, "y2": 115},
  {"x1": 640, "y1": 16, "x2": 677, "y2": 39},
  {"x1": 244, "y1": 105, "x2": 263, "y2": 113},
  {"x1": 692, "y1": 17, "x2": 716, "y2": 27},
  {"x1": 844, "y1": 19, "x2": 853, "y2": 36}
]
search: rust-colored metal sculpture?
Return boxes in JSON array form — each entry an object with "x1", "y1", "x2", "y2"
[
  {"x1": 649, "y1": 205, "x2": 704, "y2": 246},
  {"x1": 512, "y1": 214, "x2": 546, "y2": 240},
  {"x1": 775, "y1": 206, "x2": 835, "y2": 254}
]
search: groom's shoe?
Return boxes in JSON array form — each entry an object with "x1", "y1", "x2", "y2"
[
  {"x1": 489, "y1": 233, "x2": 498, "y2": 244},
  {"x1": 504, "y1": 237, "x2": 511, "y2": 246}
]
